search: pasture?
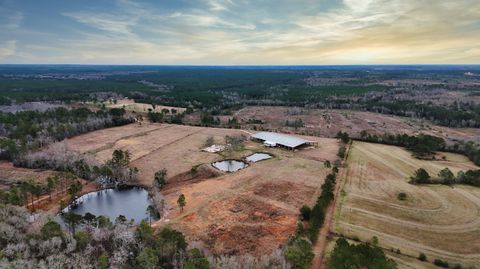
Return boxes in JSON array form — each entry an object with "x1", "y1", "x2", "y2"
[{"x1": 335, "y1": 141, "x2": 480, "y2": 268}]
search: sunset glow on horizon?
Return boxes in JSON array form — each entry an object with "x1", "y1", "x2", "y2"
[{"x1": 1, "y1": 0, "x2": 479, "y2": 64}]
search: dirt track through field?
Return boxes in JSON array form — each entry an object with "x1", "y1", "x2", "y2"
[{"x1": 310, "y1": 143, "x2": 351, "y2": 269}]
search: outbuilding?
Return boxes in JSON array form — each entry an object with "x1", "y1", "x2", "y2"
[{"x1": 252, "y1": 131, "x2": 316, "y2": 150}]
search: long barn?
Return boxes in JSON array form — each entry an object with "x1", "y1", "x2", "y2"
[{"x1": 251, "y1": 131, "x2": 316, "y2": 150}]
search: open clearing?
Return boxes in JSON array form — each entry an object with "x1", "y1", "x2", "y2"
[
  {"x1": 105, "y1": 99, "x2": 186, "y2": 114},
  {"x1": 335, "y1": 141, "x2": 480, "y2": 268},
  {"x1": 63, "y1": 123, "x2": 339, "y2": 256},
  {"x1": 0, "y1": 161, "x2": 56, "y2": 189},
  {"x1": 233, "y1": 106, "x2": 480, "y2": 144}
]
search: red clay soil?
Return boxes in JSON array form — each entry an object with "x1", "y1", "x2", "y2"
[{"x1": 310, "y1": 143, "x2": 351, "y2": 269}]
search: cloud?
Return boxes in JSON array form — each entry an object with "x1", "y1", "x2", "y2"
[
  {"x1": 0, "y1": 9, "x2": 23, "y2": 30},
  {"x1": 207, "y1": 0, "x2": 235, "y2": 11},
  {"x1": 169, "y1": 12, "x2": 256, "y2": 30},
  {"x1": 3, "y1": 0, "x2": 480, "y2": 64},
  {"x1": 62, "y1": 11, "x2": 137, "y2": 35},
  {"x1": 0, "y1": 40, "x2": 17, "y2": 58}
]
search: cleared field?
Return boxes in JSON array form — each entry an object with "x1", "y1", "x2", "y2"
[
  {"x1": 105, "y1": 99, "x2": 186, "y2": 114},
  {"x1": 335, "y1": 141, "x2": 480, "y2": 267},
  {"x1": 63, "y1": 123, "x2": 340, "y2": 255},
  {"x1": 0, "y1": 161, "x2": 56, "y2": 189},
  {"x1": 234, "y1": 106, "x2": 480, "y2": 144},
  {"x1": 65, "y1": 123, "x2": 245, "y2": 185}
]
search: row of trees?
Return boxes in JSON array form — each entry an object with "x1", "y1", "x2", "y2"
[
  {"x1": 147, "y1": 111, "x2": 185, "y2": 124},
  {"x1": 283, "y1": 169, "x2": 339, "y2": 269},
  {"x1": 0, "y1": 171, "x2": 81, "y2": 211},
  {"x1": 410, "y1": 167, "x2": 480, "y2": 187},
  {"x1": 346, "y1": 130, "x2": 480, "y2": 166},
  {"x1": 357, "y1": 131, "x2": 446, "y2": 159}
]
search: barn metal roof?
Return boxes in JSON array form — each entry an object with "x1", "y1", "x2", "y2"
[{"x1": 252, "y1": 132, "x2": 311, "y2": 148}]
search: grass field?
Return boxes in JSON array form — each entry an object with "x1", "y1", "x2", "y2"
[
  {"x1": 0, "y1": 161, "x2": 56, "y2": 189},
  {"x1": 335, "y1": 141, "x2": 480, "y2": 268},
  {"x1": 64, "y1": 123, "x2": 340, "y2": 255}
]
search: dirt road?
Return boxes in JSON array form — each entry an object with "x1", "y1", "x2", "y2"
[{"x1": 310, "y1": 143, "x2": 351, "y2": 269}]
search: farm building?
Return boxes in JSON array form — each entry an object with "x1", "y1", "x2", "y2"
[{"x1": 251, "y1": 132, "x2": 316, "y2": 150}]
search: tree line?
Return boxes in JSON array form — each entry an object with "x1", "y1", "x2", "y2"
[
  {"x1": 0, "y1": 107, "x2": 134, "y2": 161},
  {"x1": 410, "y1": 167, "x2": 480, "y2": 187}
]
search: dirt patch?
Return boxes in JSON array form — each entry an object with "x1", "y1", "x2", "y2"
[
  {"x1": 253, "y1": 181, "x2": 316, "y2": 207},
  {"x1": 208, "y1": 195, "x2": 289, "y2": 223},
  {"x1": 204, "y1": 223, "x2": 295, "y2": 256},
  {"x1": 165, "y1": 164, "x2": 222, "y2": 189}
]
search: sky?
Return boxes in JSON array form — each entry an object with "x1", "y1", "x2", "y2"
[{"x1": 0, "y1": 0, "x2": 479, "y2": 65}]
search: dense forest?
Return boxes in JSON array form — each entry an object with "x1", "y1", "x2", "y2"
[
  {"x1": 0, "y1": 204, "x2": 291, "y2": 268},
  {"x1": 1, "y1": 66, "x2": 480, "y2": 127}
]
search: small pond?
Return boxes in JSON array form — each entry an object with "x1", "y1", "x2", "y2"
[
  {"x1": 246, "y1": 153, "x2": 272, "y2": 162},
  {"x1": 61, "y1": 187, "x2": 154, "y2": 223},
  {"x1": 212, "y1": 160, "x2": 248, "y2": 172}
]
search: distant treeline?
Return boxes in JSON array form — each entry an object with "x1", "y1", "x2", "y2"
[{"x1": 1, "y1": 68, "x2": 480, "y2": 127}]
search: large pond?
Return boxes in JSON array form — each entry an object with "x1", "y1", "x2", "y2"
[
  {"x1": 61, "y1": 187, "x2": 154, "y2": 223},
  {"x1": 212, "y1": 160, "x2": 248, "y2": 172},
  {"x1": 246, "y1": 153, "x2": 272, "y2": 162}
]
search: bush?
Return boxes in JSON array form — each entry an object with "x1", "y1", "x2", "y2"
[
  {"x1": 284, "y1": 237, "x2": 314, "y2": 269},
  {"x1": 410, "y1": 168, "x2": 431, "y2": 184},
  {"x1": 337, "y1": 145, "x2": 346, "y2": 159},
  {"x1": 434, "y1": 259, "x2": 450, "y2": 268},
  {"x1": 418, "y1": 252, "x2": 427, "y2": 261},
  {"x1": 329, "y1": 238, "x2": 397, "y2": 269},
  {"x1": 397, "y1": 192, "x2": 407, "y2": 201},
  {"x1": 299, "y1": 205, "x2": 311, "y2": 221}
]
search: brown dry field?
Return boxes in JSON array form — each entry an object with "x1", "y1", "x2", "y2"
[
  {"x1": 334, "y1": 141, "x2": 480, "y2": 267},
  {"x1": 234, "y1": 106, "x2": 480, "y2": 144},
  {"x1": 63, "y1": 123, "x2": 340, "y2": 256},
  {"x1": 0, "y1": 161, "x2": 56, "y2": 189}
]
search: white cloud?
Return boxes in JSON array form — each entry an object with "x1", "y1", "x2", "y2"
[
  {"x1": 0, "y1": 9, "x2": 23, "y2": 30},
  {"x1": 207, "y1": 0, "x2": 235, "y2": 11},
  {"x1": 4, "y1": 0, "x2": 480, "y2": 64},
  {"x1": 0, "y1": 40, "x2": 17, "y2": 58},
  {"x1": 62, "y1": 11, "x2": 137, "y2": 35}
]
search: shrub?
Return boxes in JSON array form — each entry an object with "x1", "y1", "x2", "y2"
[
  {"x1": 418, "y1": 252, "x2": 427, "y2": 261},
  {"x1": 397, "y1": 192, "x2": 407, "y2": 201},
  {"x1": 329, "y1": 238, "x2": 397, "y2": 269},
  {"x1": 284, "y1": 237, "x2": 314, "y2": 269},
  {"x1": 410, "y1": 168, "x2": 431, "y2": 184},
  {"x1": 433, "y1": 259, "x2": 450, "y2": 268},
  {"x1": 299, "y1": 205, "x2": 311, "y2": 221}
]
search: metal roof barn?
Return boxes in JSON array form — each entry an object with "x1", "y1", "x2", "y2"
[{"x1": 251, "y1": 132, "x2": 314, "y2": 149}]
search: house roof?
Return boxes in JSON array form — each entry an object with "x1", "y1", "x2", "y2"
[{"x1": 252, "y1": 132, "x2": 311, "y2": 148}]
